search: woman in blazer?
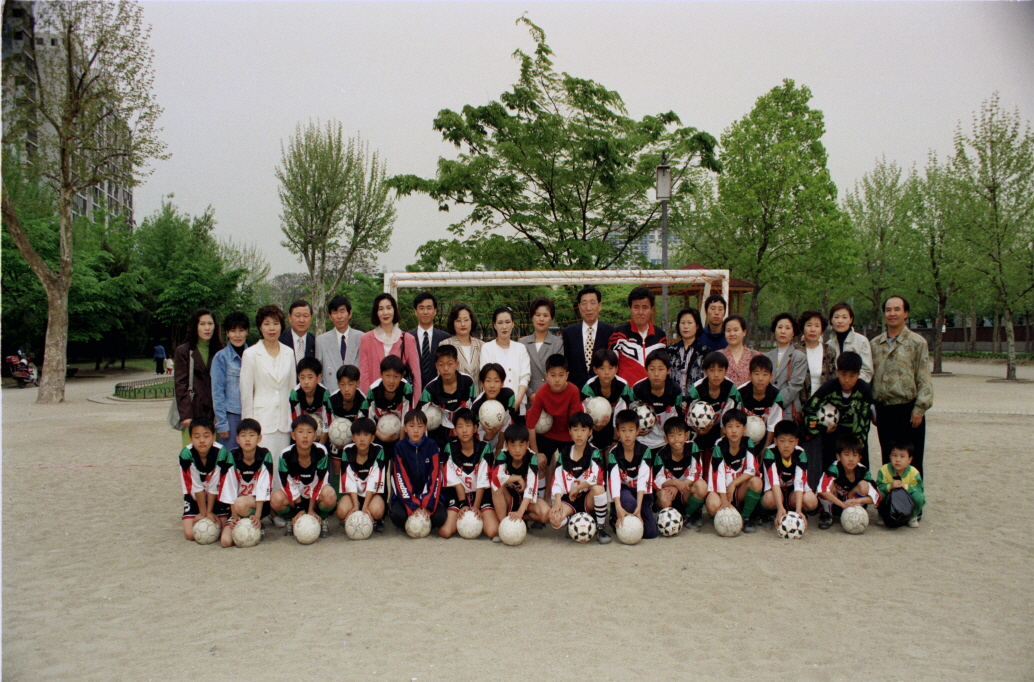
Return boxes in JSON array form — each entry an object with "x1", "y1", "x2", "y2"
[
  {"x1": 519, "y1": 297, "x2": 564, "y2": 407},
  {"x1": 239, "y1": 305, "x2": 295, "y2": 468},
  {"x1": 827, "y1": 302, "x2": 874, "y2": 384},
  {"x1": 174, "y1": 308, "x2": 223, "y2": 446},
  {"x1": 440, "y1": 303, "x2": 485, "y2": 391},
  {"x1": 357, "y1": 293, "x2": 422, "y2": 398}
]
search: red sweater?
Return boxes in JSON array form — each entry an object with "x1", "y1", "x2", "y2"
[{"x1": 526, "y1": 382, "x2": 583, "y2": 442}]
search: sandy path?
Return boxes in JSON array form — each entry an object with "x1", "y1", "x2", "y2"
[{"x1": 2, "y1": 364, "x2": 1032, "y2": 681}]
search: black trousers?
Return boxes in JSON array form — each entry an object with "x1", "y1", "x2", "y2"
[
  {"x1": 875, "y1": 401, "x2": 926, "y2": 476},
  {"x1": 389, "y1": 499, "x2": 448, "y2": 529},
  {"x1": 155, "y1": 359, "x2": 165, "y2": 374}
]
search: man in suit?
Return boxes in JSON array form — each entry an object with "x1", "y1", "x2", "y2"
[
  {"x1": 280, "y1": 299, "x2": 316, "y2": 367},
  {"x1": 316, "y1": 295, "x2": 364, "y2": 389},
  {"x1": 409, "y1": 291, "x2": 450, "y2": 388},
  {"x1": 561, "y1": 285, "x2": 615, "y2": 389}
]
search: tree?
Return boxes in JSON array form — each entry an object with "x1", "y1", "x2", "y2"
[
  {"x1": 390, "y1": 17, "x2": 719, "y2": 271},
  {"x1": 951, "y1": 94, "x2": 1034, "y2": 380},
  {"x1": 276, "y1": 120, "x2": 395, "y2": 320},
  {"x1": 218, "y1": 236, "x2": 271, "y2": 311},
  {"x1": 1, "y1": 0, "x2": 167, "y2": 402},
  {"x1": 676, "y1": 79, "x2": 848, "y2": 344}
]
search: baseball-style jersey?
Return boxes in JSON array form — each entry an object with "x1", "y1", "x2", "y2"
[
  {"x1": 737, "y1": 383, "x2": 784, "y2": 444},
  {"x1": 444, "y1": 438, "x2": 493, "y2": 498},
  {"x1": 761, "y1": 445, "x2": 808, "y2": 494},
  {"x1": 339, "y1": 443, "x2": 387, "y2": 497},
  {"x1": 818, "y1": 461, "x2": 881, "y2": 506},
  {"x1": 606, "y1": 442, "x2": 654, "y2": 498},
  {"x1": 418, "y1": 373, "x2": 476, "y2": 445},
  {"x1": 289, "y1": 383, "x2": 334, "y2": 433},
  {"x1": 361, "y1": 378, "x2": 415, "y2": 422},
  {"x1": 278, "y1": 443, "x2": 330, "y2": 504},
  {"x1": 490, "y1": 449, "x2": 540, "y2": 503},
  {"x1": 652, "y1": 443, "x2": 702, "y2": 488},
  {"x1": 217, "y1": 447, "x2": 274, "y2": 504},
  {"x1": 608, "y1": 322, "x2": 667, "y2": 386},
  {"x1": 708, "y1": 437, "x2": 758, "y2": 493},
  {"x1": 631, "y1": 377, "x2": 685, "y2": 449},
  {"x1": 551, "y1": 443, "x2": 605, "y2": 496},
  {"x1": 179, "y1": 444, "x2": 226, "y2": 498}
]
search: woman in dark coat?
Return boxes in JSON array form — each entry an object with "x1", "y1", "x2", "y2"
[{"x1": 174, "y1": 308, "x2": 223, "y2": 445}]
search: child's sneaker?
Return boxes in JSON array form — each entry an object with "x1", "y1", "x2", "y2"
[
  {"x1": 596, "y1": 527, "x2": 612, "y2": 545},
  {"x1": 742, "y1": 517, "x2": 756, "y2": 534},
  {"x1": 373, "y1": 519, "x2": 384, "y2": 533},
  {"x1": 491, "y1": 535, "x2": 502, "y2": 543},
  {"x1": 908, "y1": 516, "x2": 920, "y2": 528},
  {"x1": 284, "y1": 519, "x2": 294, "y2": 537},
  {"x1": 686, "y1": 511, "x2": 704, "y2": 529},
  {"x1": 320, "y1": 518, "x2": 330, "y2": 538},
  {"x1": 530, "y1": 521, "x2": 545, "y2": 530},
  {"x1": 818, "y1": 512, "x2": 833, "y2": 530},
  {"x1": 273, "y1": 515, "x2": 286, "y2": 528}
]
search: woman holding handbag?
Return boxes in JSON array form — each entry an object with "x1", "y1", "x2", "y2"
[
  {"x1": 173, "y1": 308, "x2": 223, "y2": 446},
  {"x1": 357, "y1": 293, "x2": 422, "y2": 398}
]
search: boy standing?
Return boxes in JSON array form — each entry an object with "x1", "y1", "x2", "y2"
[
  {"x1": 290, "y1": 357, "x2": 333, "y2": 444},
  {"x1": 704, "y1": 410, "x2": 764, "y2": 533},
  {"x1": 389, "y1": 410, "x2": 447, "y2": 531},
  {"x1": 490, "y1": 423, "x2": 551, "y2": 528},
  {"x1": 581, "y1": 349, "x2": 635, "y2": 452},
  {"x1": 687, "y1": 351, "x2": 742, "y2": 475},
  {"x1": 269, "y1": 415, "x2": 337, "y2": 538},
  {"x1": 737, "y1": 355, "x2": 784, "y2": 454},
  {"x1": 525, "y1": 354, "x2": 584, "y2": 499},
  {"x1": 548, "y1": 412, "x2": 611, "y2": 544},
  {"x1": 212, "y1": 311, "x2": 250, "y2": 450},
  {"x1": 179, "y1": 417, "x2": 230, "y2": 541},
  {"x1": 607, "y1": 410, "x2": 658, "y2": 539},
  {"x1": 439, "y1": 409, "x2": 498, "y2": 539},
  {"x1": 362, "y1": 355, "x2": 416, "y2": 457},
  {"x1": 334, "y1": 417, "x2": 387, "y2": 526},
  {"x1": 631, "y1": 349, "x2": 684, "y2": 450},
  {"x1": 216, "y1": 418, "x2": 274, "y2": 547},
  {"x1": 417, "y1": 344, "x2": 476, "y2": 449},
  {"x1": 759, "y1": 420, "x2": 818, "y2": 526},
  {"x1": 653, "y1": 419, "x2": 708, "y2": 528},
  {"x1": 803, "y1": 351, "x2": 875, "y2": 481},
  {"x1": 875, "y1": 440, "x2": 924, "y2": 527},
  {"x1": 816, "y1": 435, "x2": 881, "y2": 529},
  {"x1": 471, "y1": 364, "x2": 517, "y2": 451}
]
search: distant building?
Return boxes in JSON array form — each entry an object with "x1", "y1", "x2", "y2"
[{"x1": 607, "y1": 225, "x2": 682, "y2": 267}]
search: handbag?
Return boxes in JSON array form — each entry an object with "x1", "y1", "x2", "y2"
[
  {"x1": 166, "y1": 352, "x2": 194, "y2": 430},
  {"x1": 398, "y1": 332, "x2": 416, "y2": 386}
]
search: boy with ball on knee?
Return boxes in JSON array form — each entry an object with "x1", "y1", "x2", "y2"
[
  {"x1": 490, "y1": 423, "x2": 550, "y2": 531},
  {"x1": 759, "y1": 420, "x2": 818, "y2": 529},
  {"x1": 179, "y1": 417, "x2": 230, "y2": 541},
  {"x1": 335, "y1": 417, "x2": 387, "y2": 527},
  {"x1": 705, "y1": 409, "x2": 764, "y2": 533},
  {"x1": 653, "y1": 418, "x2": 708, "y2": 528},
  {"x1": 439, "y1": 408, "x2": 498, "y2": 539},
  {"x1": 607, "y1": 409, "x2": 658, "y2": 540},
  {"x1": 548, "y1": 412, "x2": 611, "y2": 544},
  {"x1": 388, "y1": 409, "x2": 447, "y2": 532},
  {"x1": 816, "y1": 435, "x2": 880, "y2": 530},
  {"x1": 216, "y1": 418, "x2": 274, "y2": 547},
  {"x1": 269, "y1": 415, "x2": 337, "y2": 538}
]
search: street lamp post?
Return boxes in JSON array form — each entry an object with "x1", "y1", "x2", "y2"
[{"x1": 656, "y1": 153, "x2": 672, "y2": 334}]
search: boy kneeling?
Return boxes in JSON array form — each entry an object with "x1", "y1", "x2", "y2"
[
  {"x1": 608, "y1": 409, "x2": 658, "y2": 539},
  {"x1": 439, "y1": 408, "x2": 498, "y2": 539},
  {"x1": 653, "y1": 418, "x2": 708, "y2": 529},
  {"x1": 759, "y1": 420, "x2": 818, "y2": 528},
  {"x1": 217, "y1": 418, "x2": 274, "y2": 547},
  {"x1": 704, "y1": 410, "x2": 764, "y2": 533},
  {"x1": 875, "y1": 440, "x2": 924, "y2": 528},
  {"x1": 389, "y1": 409, "x2": 447, "y2": 531},
  {"x1": 269, "y1": 415, "x2": 337, "y2": 538},
  {"x1": 334, "y1": 417, "x2": 387, "y2": 527},
  {"x1": 490, "y1": 423, "x2": 550, "y2": 531},
  {"x1": 548, "y1": 412, "x2": 611, "y2": 544},
  {"x1": 179, "y1": 417, "x2": 230, "y2": 540},
  {"x1": 816, "y1": 435, "x2": 880, "y2": 530}
]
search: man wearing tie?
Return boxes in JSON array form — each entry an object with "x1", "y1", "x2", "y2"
[
  {"x1": 279, "y1": 299, "x2": 316, "y2": 368},
  {"x1": 561, "y1": 286, "x2": 615, "y2": 389},
  {"x1": 316, "y1": 295, "x2": 364, "y2": 389},
  {"x1": 409, "y1": 292, "x2": 450, "y2": 388}
]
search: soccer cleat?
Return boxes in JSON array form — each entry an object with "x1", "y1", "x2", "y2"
[
  {"x1": 686, "y1": 511, "x2": 704, "y2": 529},
  {"x1": 908, "y1": 517, "x2": 920, "y2": 528},
  {"x1": 320, "y1": 518, "x2": 330, "y2": 538},
  {"x1": 742, "y1": 518, "x2": 756, "y2": 534},
  {"x1": 596, "y1": 527, "x2": 612, "y2": 545},
  {"x1": 284, "y1": 519, "x2": 294, "y2": 537},
  {"x1": 530, "y1": 521, "x2": 545, "y2": 530},
  {"x1": 272, "y1": 515, "x2": 286, "y2": 528},
  {"x1": 818, "y1": 512, "x2": 833, "y2": 530},
  {"x1": 373, "y1": 519, "x2": 385, "y2": 533}
]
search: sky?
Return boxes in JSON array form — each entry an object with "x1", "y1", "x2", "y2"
[{"x1": 134, "y1": 1, "x2": 1034, "y2": 277}]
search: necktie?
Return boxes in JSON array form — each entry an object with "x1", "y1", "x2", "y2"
[
  {"x1": 585, "y1": 325, "x2": 595, "y2": 371},
  {"x1": 296, "y1": 337, "x2": 304, "y2": 364},
  {"x1": 420, "y1": 331, "x2": 432, "y2": 380},
  {"x1": 340, "y1": 333, "x2": 347, "y2": 361}
]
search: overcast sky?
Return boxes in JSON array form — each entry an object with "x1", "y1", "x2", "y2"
[{"x1": 135, "y1": 1, "x2": 1034, "y2": 276}]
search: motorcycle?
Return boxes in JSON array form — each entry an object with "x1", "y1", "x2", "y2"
[{"x1": 6, "y1": 350, "x2": 39, "y2": 388}]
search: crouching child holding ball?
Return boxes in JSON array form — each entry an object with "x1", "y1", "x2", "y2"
[
  {"x1": 179, "y1": 417, "x2": 230, "y2": 540},
  {"x1": 216, "y1": 418, "x2": 274, "y2": 547},
  {"x1": 652, "y1": 418, "x2": 708, "y2": 528},
  {"x1": 548, "y1": 412, "x2": 611, "y2": 544},
  {"x1": 335, "y1": 417, "x2": 387, "y2": 527},
  {"x1": 704, "y1": 409, "x2": 764, "y2": 533},
  {"x1": 607, "y1": 410, "x2": 658, "y2": 540},
  {"x1": 389, "y1": 409, "x2": 447, "y2": 531},
  {"x1": 439, "y1": 408, "x2": 498, "y2": 539},
  {"x1": 490, "y1": 423, "x2": 550, "y2": 533},
  {"x1": 816, "y1": 435, "x2": 880, "y2": 530},
  {"x1": 269, "y1": 415, "x2": 337, "y2": 538},
  {"x1": 759, "y1": 420, "x2": 818, "y2": 528}
]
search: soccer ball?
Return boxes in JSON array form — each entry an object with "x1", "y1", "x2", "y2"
[
  {"x1": 313, "y1": 418, "x2": 324, "y2": 439},
  {"x1": 405, "y1": 512, "x2": 432, "y2": 538},
  {"x1": 777, "y1": 511, "x2": 806, "y2": 539},
  {"x1": 567, "y1": 512, "x2": 597, "y2": 543},
  {"x1": 344, "y1": 511, "x2": 374, "y2": 540},
  {"x1": 713, "y1": 507, "x2": 743, "y2": 537},
  {"x1": 656, "y1": 507, "x2": 684, "y2": 537},
  {"x1": 585, "y1": 396, "x2": 612, "y2": 424},
  {"x1": 293, "y1": 514, "x2": 321, "y2": 545},
  {"x1": 616, "y1": 515, "x2": 644, "y2": 545},
  {"x1": 534, "y1": 411, "x2": 553, "y2": 434},
  {"x1": 687, "y1": 400, "x2": 715, "y2": 431},
  {"x1": 478, "y1": 400, "x2": 506, "y2": 429},
  {"x1": 377, "y1": 413, "x2": 402, "y2": 439},
  {"x1": 630, "y1": 401, "x2": 656, "y2": 434},
  {"x1": 840, "y1": 505, "x2": 869, "y2": 534},
  {"x1": 231, "y1": 517, "x2": 261, "y2": 548},
  {"x1": 328, "y1": 417, "x2": 353, "y2": 447},
  {"x1": 745, "y1": 415, "x2": 767, "y2": 443},
  {"x1": 423, "y1": 403, "x2": 444, "y2": 431},
  {"x1": 192, "y1": 517, "x2": 220, "y2": 545},
  {"x1": 817, "y1": 403, "x2": 840, "y2": 428},
  {"x1": 497, "y1": 517, "x2": 527, "y2": 546},
  {"x1": 456, "y1": 509, "x2": 484, "y2": 539}
]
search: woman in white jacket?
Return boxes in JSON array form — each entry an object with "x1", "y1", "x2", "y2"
[
  {"x1": 827, "y1": 302, "x2": 873, "y2": 384},
  {"x1": 480, "y1": 306, "x2": 531, "y2": 412},
  {"x1": 239, "y1": 305, "x2": 295, "y2": 476}
]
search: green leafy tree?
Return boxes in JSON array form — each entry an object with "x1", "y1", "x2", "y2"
[{"x1": 390, "y1": 17, "x2": 719, "y2": 271}]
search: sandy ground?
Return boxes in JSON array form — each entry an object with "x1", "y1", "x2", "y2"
[{"x1": 2, "y1": 361, "x2": 1032, "y2": 681}]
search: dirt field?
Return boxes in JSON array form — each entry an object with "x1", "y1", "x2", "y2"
[{"x1": 2, "y1": 361, "x2": 1032, "y2": 681}]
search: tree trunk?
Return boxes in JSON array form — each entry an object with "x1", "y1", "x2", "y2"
[
  {"x1": 933, "y1": 294, "x2": 946, "y2": 374},
  {"x1": 1004, "y1": 307, "x2": 1017, "y2": 380},
  {"x1": 992, "y1": 310, "x2": 1000, "y2": 353},
  {"x1": 968, "y1": 302, "x2": 977, "y2": 352},
  {"x1": 37, "y1": 280, "x2": 70, "y2": 403},
  {"x1": 746, "y1": 293, "x2": 761, "y2": 349}
]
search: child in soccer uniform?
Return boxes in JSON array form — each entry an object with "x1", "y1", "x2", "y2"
[
  {"x1": 216, "y1": 418, "x2": 274, "y2": 547},
  {"x1": 631, "y1": 348, "x2": 685, "y2": 450},
  {"x1": 759, "y1": 420, "x2": 818, "y2": 527},
  {"x1": 362, "y1": 355, "x2": 416, "y2": 459},
  {"x1": 328, "y1": 364, "x2": 365, "y2": 482},
  {"x1": 525, "y1": 354, "x2": 584, "y2": 501},
  {"x1": 269, "y1": 415, "x2": 337, "y2": 538},
  {"x1": 737, "y1": 355, "x2": 784, "y2": 455},
  {"x1": 652, "y1": 418, "x2": 708, "y2": 528},
  {"x1": 581, "y1": 349, "x2": 635, "y2": 452},
  {"x1": 607, "y1": 409, "x2": 658, "y2": 539},
  {"x1": 803, "y1": 351, "x2": 875, "y2": 479},
  {"x1": 389, "y1": 409, "x2": 447, "y2": 531},
  {"x1": 875, "y1": 440, "x2": 925, "y2": 527},
  {"x1": 471, "y1": 363, "x2": 518, "y2": 452},
  {"x1": 179, "y1": 417, "x2": 231, "y2": 540},
  {"x1": 548, "y1": 412, "x2": 611, "y2": 544},
  {"x1": 417, "y1": 344, "x2": 476, "y2": 449},
  {"x1": 289, "y1": 357, "x2": 334, "y2": 445},
  {"x1": 490, "y1": 423, "x2": 550, "y2": 526},
  {"x1": 816, "y1": 435, "x2": 881, "y2": 530},
  {"x1": 705, "y1": 409, "x2": 764, "y2": 533},
  {"x1": 439, "y1": 408, "x2": 498, "y2": 540},
  {"x1": 687, "y1": 351, "x2": 742, "y2": 476},
  {"x1": 334, "y1": 417, "x2": 387, "y2": 526}
]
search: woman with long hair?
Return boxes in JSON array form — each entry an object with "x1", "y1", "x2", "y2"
[
  {"x1": 480, "y1": 306, "x2": 531, "y2": 412},
  {"x1": 357, "y1": 293, "x2": 422, "y2": 396},
  {"x1": 440, "y1": 303, "x2": 485, "y2": 391},
  {"x1": 174, "y1": 308, "x2": 224, "y2": 446}
]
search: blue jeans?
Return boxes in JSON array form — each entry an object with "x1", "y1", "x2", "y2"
[{"x1": 222, "y1": 412, "x2": 241, "y2": 451}]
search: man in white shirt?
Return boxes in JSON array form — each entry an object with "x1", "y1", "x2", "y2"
[
  {"x1": 316, "y1": 295, "x2": 364, "y2": 388},
  {"x1": 408, "y1": 291, "x2": 450, "y2": 388},
  {"x1": 561, "y1": 286, "x2": 615, "y2": 389},
  {"x1": 279, "y1": 299, "x2": 315, "y2": 368}
]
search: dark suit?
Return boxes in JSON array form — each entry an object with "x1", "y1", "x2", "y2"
[
  {"x1": 561, "y1": 321, "x2": 615, "y2": 389},
  {"x1": 279, "y1": 329, "x2": 316, "y2": 368},
  {"x1": 409, "y1": 326, "x2": 450, "y2": 388}
]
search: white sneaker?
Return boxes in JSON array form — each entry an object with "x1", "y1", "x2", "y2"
[
  {"x1": 272, "y1": 515, "x2": 286, "y2": 528},
  {"x1": 491, "y1": 535, "x2": 502, "y2": 543},
  {"x1": 908, "y1": 517, "x2": 919, "y2": 528}
]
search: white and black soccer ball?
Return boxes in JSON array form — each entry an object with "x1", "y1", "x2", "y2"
[
  {"x1": 745, "y1": 415, "x2": 767, "y2": 444},
  {"x1": 478, "y1": 400, "x2": 506, "y2": 429},
  {"x1": 534, "y1": 411, "x2": 554, "y2": 434},
  {"x1": 456, "y1": 509, "x2": 484, "y2": 539},
  {"x1": 616, "y1": 515, "x2": 644, "y2": 545},
  {"x1": 405, "y1": 512, "x2": 432, "y2": 539},
  {"x1": 497, "y1": 517, "x2": 527, "y2": 546},
  {"x1": 567, "y1": 512, "x2": 597, "y2": 543},
  {"x1": 687, "y1": 400, "x2": 715, "y2": 431},
  {"x1": 293, "y1": 514, "x2": 321, "y2": 545},
  {"x1": 344, "y1": 511, "x2": 374, "y2": 540},
  {"x1": 328, "y1": 417, "x2": 353, "y2": 447},
  {"x1": 377, "y1": 413, "x2": 402, "y2": 439},
  {"x1": 192, "y1": 517, "x2": 220, "y2": 545},
  {"x1": 840, "y1": 505, "x2": 869, "y2": 535},
  {"x1": 630, "y1": 401, "x2": 656, "y2": 434},
  {"x1": 422, "y1": 404, "x2": 444, "y2": 431},
  {"x1": 817, "y1": 403, "x2": 840, "y2": 428},
  {"x1": 231, "y1": 517, "x2": 261, "y2": 548},
  {"x1": 777, "y1": 511, "x2": 806, "y2": 540},
  {"x1": 713, "y1": 507, "x2": 743, "y2": 537},
  {"x1": 585, "y1": 396, "x2": 613, "y2": 425},
  {"x1": 656, "y1": 507, "x2": 685, "y2": 537}
]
